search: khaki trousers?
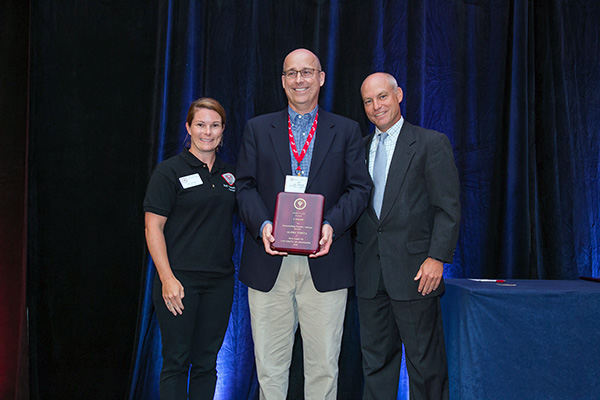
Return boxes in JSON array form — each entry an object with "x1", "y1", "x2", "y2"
[{"x1": 248, "y1": 255, "x2": 347, "y2": 400}]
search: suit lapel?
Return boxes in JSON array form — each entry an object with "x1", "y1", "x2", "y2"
[
  {"x1": 306, "y1": 109, "x2": 336, "y2": 191},
  {"x1": 379, "y1": 122, "x2": 416, "y2": 221},
  {"x1": 364, "y1": 133, "x2": 379, "y2": 221},
  {"x1": 364, "y1": 133, "x2": 374, "y2": 161},
  {"x1": 269, "y1": 109, "x2": 293, "y2": 176}
]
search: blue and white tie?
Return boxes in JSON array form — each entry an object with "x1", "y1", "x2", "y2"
[{"x1": 372, "y1": 132, "x2": 388, "y2": 219}]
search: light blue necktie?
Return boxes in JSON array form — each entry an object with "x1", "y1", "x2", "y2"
[{"x1": 372, "y1": 132, "x2": 388, "y2": 218}]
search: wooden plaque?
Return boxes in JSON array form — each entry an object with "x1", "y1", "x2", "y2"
[{"x1": 272, "y1": 192, "x2": 324, "y2": 255}]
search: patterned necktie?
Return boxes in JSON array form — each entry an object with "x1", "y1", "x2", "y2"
[{"x1": 372, "y1": 132, "x2": 388, "y2": 218}]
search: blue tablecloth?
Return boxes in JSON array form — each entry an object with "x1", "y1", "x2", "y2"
[{"x1": 441, "y1": 279, "x2": 600, "y2": 400}]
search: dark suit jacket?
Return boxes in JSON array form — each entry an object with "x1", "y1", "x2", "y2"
[
  {"x1": 236, "y1": 108, "x2": 371, "y2": 293},
  {"x1": 354, "y1": 121, "x2": 460, "y2": 301}
]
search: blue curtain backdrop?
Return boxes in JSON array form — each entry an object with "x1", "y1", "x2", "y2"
[
  {"x1": 126, "y1": 0, "x2": 600, "y2": 398},
  {"x1": 24, "y1": 0, "x2": 599, "y2": 399}
]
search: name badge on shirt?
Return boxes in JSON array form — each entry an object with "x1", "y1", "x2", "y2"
[
  {"x1": 284, "y1": 175, "x2": 308, "y2": 193},
  {"x1": 179, "y1": 173, "x2": 203, "y2": 189}
]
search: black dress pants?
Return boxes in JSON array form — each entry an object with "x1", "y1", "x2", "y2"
[
  {"x1": 358, "y1": 275, "x2": 449, "y2": 400},
  {"x1": 153, "y1": 270, "x2": 234, "y2": 400}
]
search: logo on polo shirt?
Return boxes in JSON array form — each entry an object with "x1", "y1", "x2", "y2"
[{"x1": 221, "y1": 173, "x2": 235, "y2": 186}]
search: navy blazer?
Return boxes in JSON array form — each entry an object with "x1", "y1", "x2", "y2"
[
  {"x1": 354, "y1": 121, "x2": 461, "y2": 301},
  {"x1": 236, "y1": 108, "x2": 371, "y2": 292}
]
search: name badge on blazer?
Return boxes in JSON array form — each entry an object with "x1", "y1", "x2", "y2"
[{"x1": 285, "y1": 175, "x2": 308, "y2": 193}]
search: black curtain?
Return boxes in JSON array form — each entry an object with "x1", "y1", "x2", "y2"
[
  {"x1": 27, "y1": 1, "x2": 160, "y2": 398},
  {"x1": 0, "y1": 1, "x2": 30, "y2": 399},
  {"x1": 22, "y1": 0, "x2": 600, "y2": 399}
]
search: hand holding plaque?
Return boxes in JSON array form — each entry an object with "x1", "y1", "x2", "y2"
[{"x1": 271, "y1": 192, "x2": 324, "y2": 255}]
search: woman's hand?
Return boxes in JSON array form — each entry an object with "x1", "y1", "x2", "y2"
[
  {"x1": 162, "y1": 277, "x2": 185, "y2": 316},
  {"x1": 145, "y1": 212, "x2": 185, "y2": 316}
]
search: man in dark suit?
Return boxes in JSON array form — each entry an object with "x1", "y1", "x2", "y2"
[
  {"x1": 355, "y1": 72, "x2": 461, "y2": 400},
  {"x1": 236, "y1": 48, "x2": 371, "y2": 399}
]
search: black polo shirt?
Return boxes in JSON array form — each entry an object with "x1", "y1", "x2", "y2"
[{"x1": 143, "y1": 148, "x2": 236, "y2": 274}]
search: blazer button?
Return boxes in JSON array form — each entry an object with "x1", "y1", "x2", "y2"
[
  {"x1": 376, "y1": 254, "x2": 380, "y2": 260},
  {"x1": 377, "y1": 228, "x2": 382, "y2": 234}
]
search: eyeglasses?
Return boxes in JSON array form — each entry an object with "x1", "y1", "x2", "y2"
[{"x1": 282, "y1": 68, "x2": 321, "y2": 79}]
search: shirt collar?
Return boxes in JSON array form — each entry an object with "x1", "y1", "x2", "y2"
[
  {"x1": 288, "y1": 105, "x2": 318, "y2": 122},
  {"x1": 375, "y1": 116, "x2": 404, "y2": 141},
  {"x1": 181, "y1": 148, "x2": 224, "y2": 171}
]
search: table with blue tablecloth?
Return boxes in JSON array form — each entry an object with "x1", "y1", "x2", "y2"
[{"x1": 441, "y1": 279, "x2": 600, "y2": 400}]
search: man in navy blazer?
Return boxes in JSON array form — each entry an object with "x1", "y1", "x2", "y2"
[
  {"x1": 236, "y1": 49, "x2": 371, "y2": 399},
  {"x1": 355, "y1": 73, "x2": 461, "y2": 399}
]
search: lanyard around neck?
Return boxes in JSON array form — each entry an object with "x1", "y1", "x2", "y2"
[{"x1": 288, "y1": 110, "x2": 318, "y2": 176}]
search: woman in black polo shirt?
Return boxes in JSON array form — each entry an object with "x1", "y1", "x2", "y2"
[{"x1": 143, "y1": 98, "x2": 236, "y2": 399}]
